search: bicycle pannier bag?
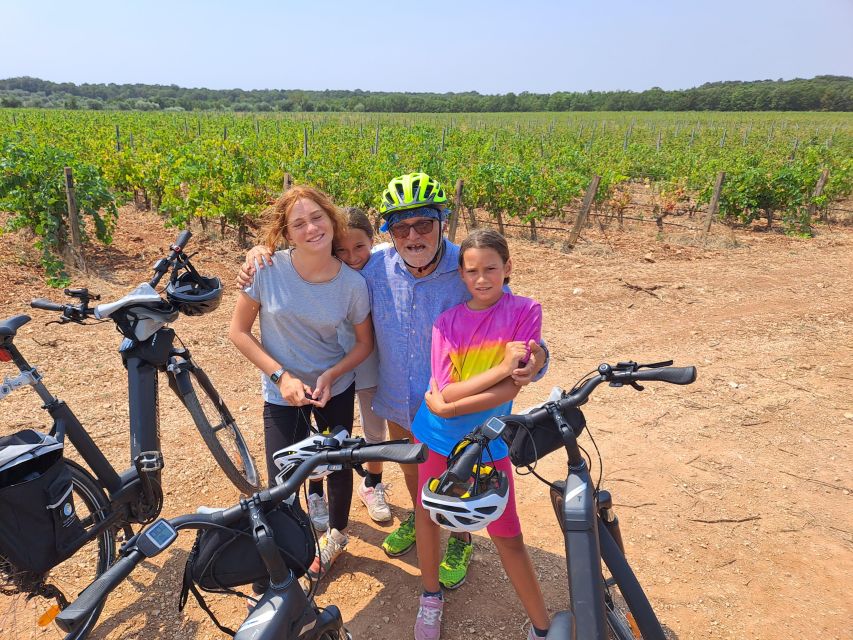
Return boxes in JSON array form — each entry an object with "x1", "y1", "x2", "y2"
[
  {"x1": 186, "y1": 499, "x2": 314, "y2": 591},
  {"x1": 0, "y1": 430, "x2": 84, "y2": 574}
]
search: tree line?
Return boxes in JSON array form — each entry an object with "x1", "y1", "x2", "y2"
[{"x1": 1, "y1": 76, "x2": 851, "y2": 112}]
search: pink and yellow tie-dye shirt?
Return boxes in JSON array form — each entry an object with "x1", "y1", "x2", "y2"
[{"x1": 411, "y1": 292, "x2": 542, "y2": 457}]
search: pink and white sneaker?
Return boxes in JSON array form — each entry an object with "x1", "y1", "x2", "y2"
[
  {"x1": 414, "y1": 593, "x2": 443, "y2": 640},
  {"x1": 357, "y1": 479, "x2": 392, "y2": 522}
]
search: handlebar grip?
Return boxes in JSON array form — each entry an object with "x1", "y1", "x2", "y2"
[
  {"x1": 54, "y1": 551, "x2": 143, "y2": 633},
  {"x1": 173, "y1": 230, "x2": 192, "y2": 251},
  {"x1": 634, "y1": 366, "x2": 697, "y2": 385},
  {"x1": 350, "y1": 443, "x2": 428, "y2": 465},
  {"x1": 30, "y1": 298, "x2": 65, "y2": 312},
  {"x1": 445, "y1": 440, "x2": 482, "y2": 481}
]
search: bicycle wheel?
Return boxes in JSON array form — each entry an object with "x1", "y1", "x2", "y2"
[
  {"x1": 599, "y1": 519, "x2": 668, "y2": 640},
  {"x1": 179, "y1": 366, "x2": 260, "y2": 495},
  {"x1": 0, "y1": 460, "x2": 116, "y2": 640}
]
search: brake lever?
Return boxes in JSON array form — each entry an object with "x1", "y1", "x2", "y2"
[{"x1": 638, "y1": 360, "x2": 673, "y2": 369}]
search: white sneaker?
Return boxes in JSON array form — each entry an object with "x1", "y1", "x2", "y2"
[
  {"x1": 357, "y1": 480, "x2": 392, "y2": 522},
  {"x1": 307, "y1": 493, "x2": 329, "y2": 532}
]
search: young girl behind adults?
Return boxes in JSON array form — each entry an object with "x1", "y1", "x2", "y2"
[
  {"x1": 305, "y1": 207, "x2": 395, "y2": 528},
  {"x1": 411, "y1": 229, "x2": 550, "y2": 640},
  {"x1": 228, "y1": 186, "x2": 373, "y2": 579}
]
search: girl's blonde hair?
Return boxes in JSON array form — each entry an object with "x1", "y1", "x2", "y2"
[{"x1": 262, "y1": 185, "x2": 348, "y2": 252}]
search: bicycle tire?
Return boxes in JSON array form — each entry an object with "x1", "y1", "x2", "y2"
[
  {"x1": 180, "y1": 367, "x2": 260, "y2": 495},
  {"x1": 0, "y1": 460, "x2": 116, "y2": 640},
  {"x1": 598, "y1": 519, "x2": 668, "y2": 640}
]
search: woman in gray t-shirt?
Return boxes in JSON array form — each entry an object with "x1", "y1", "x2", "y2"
[{"x1": 229, "y1": 185, "x2": 372, "y2": 580}]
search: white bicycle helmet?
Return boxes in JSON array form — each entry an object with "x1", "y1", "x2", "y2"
[
  {"x1": 421, "y1": 439, "x2": 510, "y2": 533},
  {"x1": 272, "y1": 428, "x2": 349, "y2": 483}
]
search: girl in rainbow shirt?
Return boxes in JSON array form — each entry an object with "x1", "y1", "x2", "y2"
[{"x1": 411, "y1": 229, "x2": 550, "y2": 640}]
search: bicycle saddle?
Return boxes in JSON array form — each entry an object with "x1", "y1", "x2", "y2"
[{"x1": 0, "y1": 315, "x2": 31, "y2": 338}]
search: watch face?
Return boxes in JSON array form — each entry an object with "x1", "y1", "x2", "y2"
[{"x1": 271, "y1": 373, "x2": 280, "y2": 383}]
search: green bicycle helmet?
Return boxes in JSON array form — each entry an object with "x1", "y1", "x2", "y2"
[{"x1": 378, "y1": 172, "x2": 448, "y2": 217}]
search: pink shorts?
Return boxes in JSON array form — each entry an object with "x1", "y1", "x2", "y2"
[{"x1": 416, "y1": 443, "x2": 521, "y2": 538}]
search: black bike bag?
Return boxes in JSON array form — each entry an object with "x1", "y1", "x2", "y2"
[
  {"x1": 185, "y1": 499, "x2": 314, "y2": 592},
  {"x1": 0, "y1": 430, "x2": 84, "y2": 574},
  {"x1": 503, "y1": 406, "x2": 586, "y2": 467}
]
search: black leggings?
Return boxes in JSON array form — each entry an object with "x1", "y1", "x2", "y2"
[{"x1": 263, "y1": 383, "x2": 355, "y2": 532}]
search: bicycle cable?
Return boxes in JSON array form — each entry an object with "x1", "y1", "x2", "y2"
[{"x1": 584, "y1": 425, "x2": 604, "y2": 494}]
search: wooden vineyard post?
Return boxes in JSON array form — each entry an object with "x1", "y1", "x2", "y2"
[
  {"x1": 566, "y1": 175, "x2": 601, "y2": 248},
  {"x1": 700, "y1": 171, "x2": 726, "y2": 245},
  {"x1": 495, "y1": 209, "x2": 505, "y2": 236},
  {"x1": 115, "y1": 125, "x2": 121, "y2": 152},
  {"x1": 467, "y1": 201, "x2": 478, "y2": 230},
  {"x1": 63, "y1": 167, "x2": 86, "y2": 272},
  {"x1": 448, "y1": 179, "x2": 464, "y2": 243},
  {"x1": 656, "y1": 130, "x2": 662, "y2": 152},
  {"x1": 303, "y1": 126, "x2": 309, "y2": 157},
  {"x1": 530, "y1": 218, "x2": 538, "y2": 241},
  {"x1": 808, "y1": 168, "x2": 830, "y2": 223},
  {"x1": 283, "y1": 172, "x2": 293, "y2": 194}
]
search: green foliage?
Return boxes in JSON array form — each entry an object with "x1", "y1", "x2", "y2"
[
  {"x1": 1, "y1": 75, "x2": 852, "y2": 113},
  {"x1": 0, "y1": 138, "x2": 117, "y2": 285},
  {"x1": 0, "y1": 110, "x2": 850, "y2": 246}
]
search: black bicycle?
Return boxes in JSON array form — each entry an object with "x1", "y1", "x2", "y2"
[
  {"x1": 53, "y1": 438, "x2": 427, "y2": 640},
  {"x1": 0, "y1": 230, "x2": 260, "y2": 640},
  {"x1": 446, "y1": 359, "x2": 696, "y2": 640}
]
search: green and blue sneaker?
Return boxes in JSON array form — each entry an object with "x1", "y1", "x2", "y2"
[
  {"x1": 382, "y1": 512, "x2": 416, "y2": 557},
  {"x1": 439, "y1": 535, "x2": 473, "y2": 589}
]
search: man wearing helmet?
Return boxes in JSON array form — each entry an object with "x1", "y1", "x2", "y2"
[{"x1": 237, "y1": 172, "x2": 547, "y2": 590}]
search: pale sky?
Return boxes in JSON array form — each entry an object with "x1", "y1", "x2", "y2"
[{"x1": 2, "y1": 0, "x2": 851, "y2": 94}]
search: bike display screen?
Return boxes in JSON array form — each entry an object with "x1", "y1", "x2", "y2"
[
  {"x1": 137, "y1": 519, "x2": 178, "y2": 556},
  {"x1": 148, "y1": 521, "x2": 174, "y2": 546}
]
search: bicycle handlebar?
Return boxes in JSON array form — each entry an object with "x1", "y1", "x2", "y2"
[
  {"x1": 55, "y1": 440, "x2": 427, "y2": 634},
  {"x1": 30, "y1": 231, "x2": 194, "y2": 323},
  {"x1": 150, "y1": 230, "x2": 193, "y2": 288},
  {"x1": 30, "y1": 299, "x2": 66, "y2": 312},
  {"x1": 54, "y1": 551, "x2": 143, "y2": 633},
  {"x1": 444, "y1": 361, "x2": 697, "y2": 481}
]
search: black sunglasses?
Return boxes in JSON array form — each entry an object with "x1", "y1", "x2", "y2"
[{"x1": 389, "y1": 218, "x2": 436, "y2": 239}]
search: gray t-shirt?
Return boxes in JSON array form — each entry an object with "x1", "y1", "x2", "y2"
[{"x1": 243, "y1": 249, "x2": 370, "y2": 405}]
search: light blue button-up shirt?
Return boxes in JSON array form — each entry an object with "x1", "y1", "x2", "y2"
[{"x1": 362, "y1": 239, "x2": 470, "y2": 429}]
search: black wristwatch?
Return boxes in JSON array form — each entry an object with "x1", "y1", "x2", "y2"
[{"x1": 270, "y1": 367, "x2": 286, "y2": 384}]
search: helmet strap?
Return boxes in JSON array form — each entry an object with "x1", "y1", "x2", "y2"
[{"x1": 399, "y1": 223, "x2": 446, "y2": 275}]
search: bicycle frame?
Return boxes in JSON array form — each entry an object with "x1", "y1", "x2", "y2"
[
  {"x1": 546, "y1": 405, "x2": 608, "y2": 640},
  {"x1": 3, "y1": 322, "x2": 194, "y2": 542},
  {"x1": 546, "y1": 405, "x2": 666, "y2": 640}
]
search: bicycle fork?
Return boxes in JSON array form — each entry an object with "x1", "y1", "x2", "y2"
[{"x1": 597, "y1": 489, "x2": 625, "y2": 555}]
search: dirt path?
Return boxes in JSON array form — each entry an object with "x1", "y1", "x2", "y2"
[{"x1": 2, "y1": 208, "x2": 851, "y2": 640}]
